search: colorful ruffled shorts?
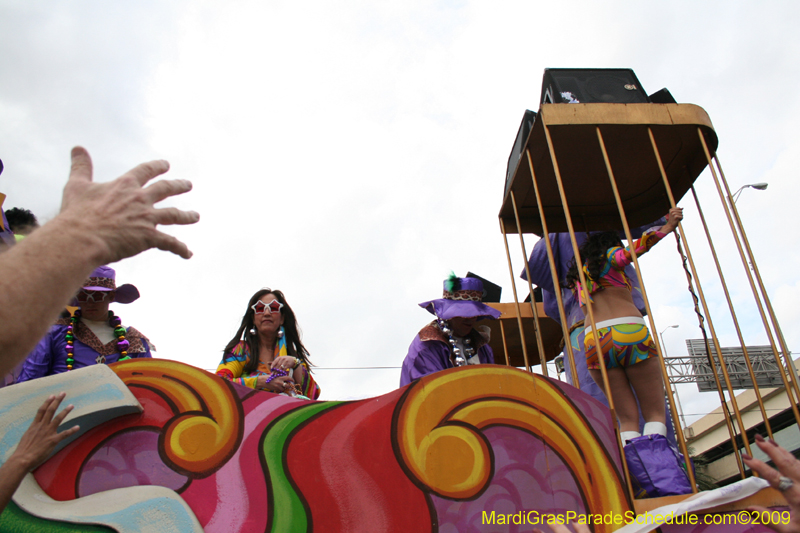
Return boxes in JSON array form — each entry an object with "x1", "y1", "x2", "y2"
[{"x1": 583, "y1": 321, "x2": 658, "y2": 370}]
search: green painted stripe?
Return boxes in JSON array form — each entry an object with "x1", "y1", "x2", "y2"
[{"x1": 263, "y1": 402, "x2": 342, "y2": 533}]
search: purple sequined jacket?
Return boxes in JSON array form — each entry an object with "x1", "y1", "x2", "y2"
[
  {"x1": 400, "y1": 322, "x2": 495, "y2": 387},
  {"x1": 17, "y1": 322, "x2": 152, "y2": 383}
]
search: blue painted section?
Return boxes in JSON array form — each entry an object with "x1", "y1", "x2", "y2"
[
  {"x1": 67, "y1": 497, "x2": 199, "y2": 533},
  {"x1": 0, "y1": 369, "x2": 200, "y2": 532},
  {"x1": 0, "y1": 374, "x2": 131, "y2": 464}
]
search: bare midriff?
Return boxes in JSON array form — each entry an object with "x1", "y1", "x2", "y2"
[{"x1": 580, "y1": 286, "x2": 642, "y2": 325}]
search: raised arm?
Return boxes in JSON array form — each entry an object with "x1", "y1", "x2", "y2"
[
  {"x1": 609, "y1": 207, "x2": 683, "y2": 270},
  {"x1": 0, "y1": 147, "x2": 199, "y2": 375}
]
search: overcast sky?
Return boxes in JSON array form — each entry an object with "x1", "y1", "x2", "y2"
[{"x1": 1, "y1": 1, "x2": 798, "y2": 423}]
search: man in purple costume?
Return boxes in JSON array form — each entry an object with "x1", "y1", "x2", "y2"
[
  {"x1": 17, "y1": 265, "x2": 153, "y2": 382},
  {"x1": 400, "y1": 275, "x2": 501, "y2": 387},
  {"x1": 0, "y1": 147, "x2": 197, "y2": 379}
]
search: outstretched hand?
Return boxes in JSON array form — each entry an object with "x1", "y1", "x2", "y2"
[
  {"x1": 743, "y1": 434, "x2": 800, "y2": 533},
  {"x1": 0, "y1": 393, "x2": 81, "y2": 515},
  {"x1": 59, "y1": 147, "x2": 200, "y2": 263},
  {"x1": 10, "y1": 393, "x2": 80, "y2": 472},
  {"x1": 662, "y1": 206, "x2": 684, "y2": 233}
]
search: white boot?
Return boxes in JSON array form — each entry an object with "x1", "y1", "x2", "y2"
[
  {"x1": 643, "y1": 421, "x2": 667, "y2": 436},
  {"x1": 621, "y1": 431, "x2": 641, "y2": 443}
]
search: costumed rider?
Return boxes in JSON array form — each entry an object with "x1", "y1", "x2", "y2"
[
  {"x1": 562, "y1": 207, "x2": 691, "y2": 497},
  {"x1": 17, "y1": 265, "x2": 153, "y2": 382},
  {"x1": 522, "y1": 221, "x2": 664, "y2": 408},
  {"x1": 400, "y1": 274, "x2": 501, "y2": 387}
]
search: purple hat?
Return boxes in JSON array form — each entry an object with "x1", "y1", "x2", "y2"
[
  {"x1": 81, "y1": 265, "x2": 140, "y2": 304},
  {"x1": 419, "y1": 275, "x2": 501, "y2": 321}
]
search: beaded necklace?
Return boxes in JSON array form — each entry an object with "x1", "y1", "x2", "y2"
[
  {"x1": 436, "y1": 318, "x2": 476, "y2": 367},
  {"x1": 65, "y1": 309, "x2": 131, "y2": 371},
  {"x1": 264, "y1": 367, "x2": 303, "y2": 396}
]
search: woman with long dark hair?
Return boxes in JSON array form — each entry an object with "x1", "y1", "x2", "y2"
[
  {"x1": 216, "y1": 289, "x2": 320, "y2": 400},
  {"x1": 564, "y1": 207, "x2": 682, "y2": 443}
]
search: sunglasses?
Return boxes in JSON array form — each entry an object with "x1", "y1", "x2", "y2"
[
  {"x1": 251, "y1": 299, "x2": 283, "y2": 314},
  {"x1": 76, "y1": 289, "x2": 112, "y2": 303}
]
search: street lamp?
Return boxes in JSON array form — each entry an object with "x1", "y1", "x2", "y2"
[
  {"x1": 732, "y1": 182, "x2": 768, "y2": 203},
  {"x1": 659, "y1": 324, "x2": 680, "y2": 353}
]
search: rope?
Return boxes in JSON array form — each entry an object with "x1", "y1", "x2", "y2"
[{"x1": 673, "y1": 230, "x2": 741, "y2": 450}]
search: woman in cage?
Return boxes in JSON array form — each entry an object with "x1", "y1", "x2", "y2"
[{"x1": 564, "y1": 207, "x2": 682, "y2": 443}]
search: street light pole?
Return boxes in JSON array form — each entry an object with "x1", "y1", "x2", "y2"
[
  {"x1": 660, "y1": 325, "x2": 688, "y2": 430},
  {"x1": 728, "y1": 182, "x2": 800, "y2": 384},
  {"x1": 659, "y1": 324, "x2": 680, "y2": 352}
]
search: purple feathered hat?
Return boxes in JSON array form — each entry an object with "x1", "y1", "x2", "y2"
[
  {"x1": 419, "y1": 274, "x2": 501, "y2": 321},
  {"x1": 81, "y1": 265, "x2": 140, "y2": 304}
]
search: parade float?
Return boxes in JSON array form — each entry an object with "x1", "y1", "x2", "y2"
[{"x1": 0, "y1": 69, "x2": 794, "y2": 532}]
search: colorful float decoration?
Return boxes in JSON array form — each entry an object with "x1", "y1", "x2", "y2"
[{"x1": 0, "y1": 359, "x2": 632, "y2": 532}]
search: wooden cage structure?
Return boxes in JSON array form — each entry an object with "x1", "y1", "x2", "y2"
[{"x1": 494, "y1": 102, "x2": 799, "y2": 506}]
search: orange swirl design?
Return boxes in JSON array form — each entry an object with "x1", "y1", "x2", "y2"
[
  {"x1": 111, "y1": 359, "x2": 243, "y2": 477},
  {"x1": 394, "y1": 367, "x2": 630, "y2": 533}
]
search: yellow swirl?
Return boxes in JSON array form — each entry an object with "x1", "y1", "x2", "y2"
[
  {"x1": 395, "y1": 366, "x2": 630, "y2": 533},
  {"x1": 112, "y1": 359, "x2": 242, "y2": 477}
]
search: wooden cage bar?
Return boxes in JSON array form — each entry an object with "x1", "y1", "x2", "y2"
[
  {"x1": 525, "y1": 149, "x2": 580, "y2": 385},
  {"x1": 500, "y1": 222, "x2": 532, "y2": 372},
  {"x1": 511, "y1": 190, "x2": 549, "y2": 377}
]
